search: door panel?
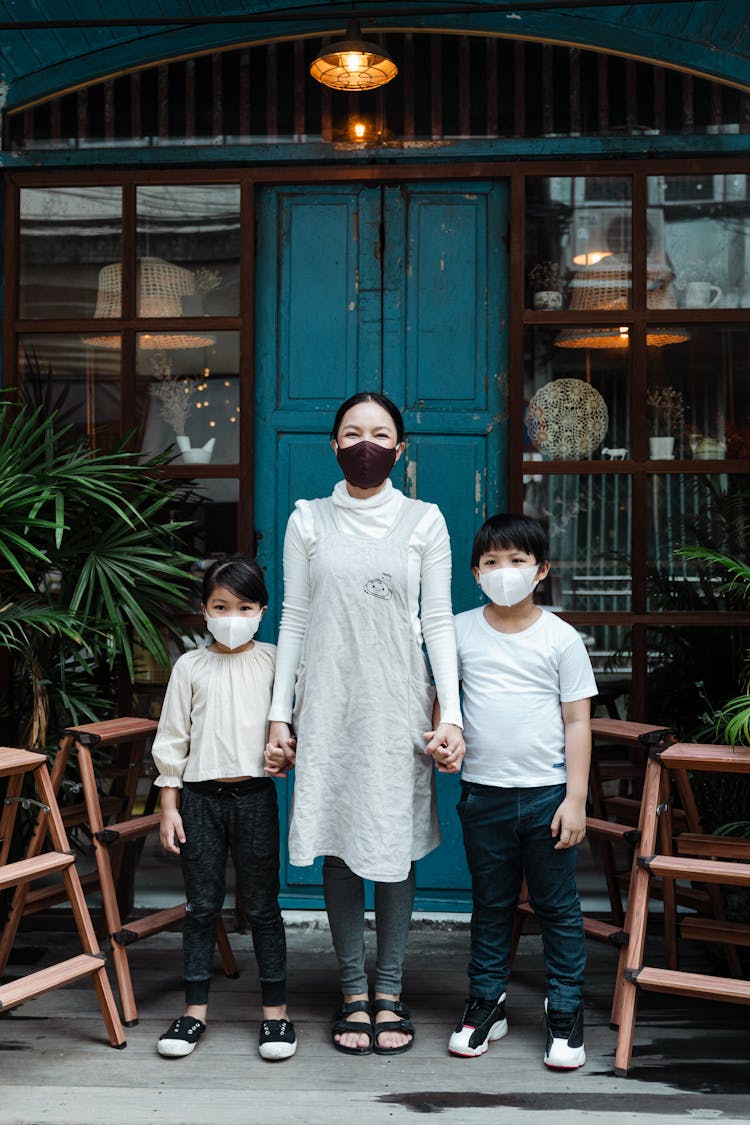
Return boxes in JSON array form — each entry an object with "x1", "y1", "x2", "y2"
[{"x1": 255, "y1": 179, "x2": 508, "y2": 907}]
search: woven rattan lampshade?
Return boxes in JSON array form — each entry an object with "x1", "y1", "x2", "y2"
[
  {"x1": 85, "y1": 258, "x2": 215, "y2": 349},
  {"x1": 555, "y1": 256, "x2": 689, "y2": 349},
  {"x1": 310, "y1": 21, "x2": 397, "y2": 91}
]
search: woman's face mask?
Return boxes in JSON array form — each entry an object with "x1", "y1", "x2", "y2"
[
  {"x1": 479, "y1": 564, "x2": 540, "y2": 608},
  {"x1": 335, "y1": 440, "x2": 398, "y2": 490},
  {"x1": 205, "y1": 611, "x2": 262, "y2": 650}
]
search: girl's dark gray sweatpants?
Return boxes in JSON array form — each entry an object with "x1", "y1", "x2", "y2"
[{"x1": 179, "y1": 779, "x2": 287, "y2": 1007}]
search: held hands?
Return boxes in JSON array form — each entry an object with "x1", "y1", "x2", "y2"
[
  {"x1": 423, "y1": 723, "x2": 465, "y2": 773},
  {"x1": 160, "y1": 808, "x2": 186, "y2": 855},
  {"x1": 550, "y1": 796, "x2": 587, "y2": 850},
  {"x1": 265, "y1": 721, "x2": 297, "y2": 777}
]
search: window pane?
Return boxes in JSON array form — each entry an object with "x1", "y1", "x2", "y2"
[
  {"x1": 525, "y1": 176, "x2": 631, "y2": 311},
  {"x1": 586, "y1": 626, "x2": 632, "y2": 715},
  {"x1": 646, "y1": 474, "x2": 750, "y2": 610},
  {"x1": 176, "y1": 479, "x2": 239, "y2": 560},
  {"x1": 649, "y1": 173, "x2": 750, "y2": 309},
  {"x1": 646, "y1": 326, "x2": 750, "y2": 461},
  {"x1": 19, "y1": 187, "x2": 122, "y2": 319},
  {"x1": 524, "y1": 328, "x2": 629, "y2": 460},
  {"x1": 19, "y1": 333, "x2": 120, "y2": 449},
  {"x1": 525, "y1": 474, "x2": 632, "y2": 612},
  {"x1": 136, "y1": 185, "x2": 240, "y2": 317},
  {"x1": 136, "y1": 332, "x2": 239, "y2": 464}
]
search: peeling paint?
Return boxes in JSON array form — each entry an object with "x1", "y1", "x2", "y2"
[
  {"x1": 348, "y1": 301, "x2": 355, "y2": 311},
  {"x1": 440, "y1": 258, "x2": 445, "y2": 271},
  {"x1": 0, "y1": 82, "x2": 7, "y2": 110},
  {"x1": 405, "y1": 459, "x2": 417, "y2": 499},
  {"x1": 474, "y1": 469, "x2": 482, "y2": 506}
]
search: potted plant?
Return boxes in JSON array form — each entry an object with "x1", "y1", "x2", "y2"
[
  {"x1": 528, "y1": 261, "x2": 564, "y2": 310},
  {"x1": 646, "y1": 385, "x2": 684, "y2": 459},
  {"x1": 149, "y1": 349, "x2": 215, "y2": 464}
]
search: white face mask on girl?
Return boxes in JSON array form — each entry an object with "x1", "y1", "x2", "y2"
[
  {"x1": 479, "y1": 565, "x2": 539, "y2": 608},
  {"x1": 205, "y1": 612, "x2": 262, "y2": 650}
]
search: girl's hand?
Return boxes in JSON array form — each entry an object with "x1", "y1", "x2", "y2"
[
  {"x1": 265, "y1": 722, "x2": 297, "y2": 777},
  {"x1": 160, "y1": 808, "x2": 186, "y2": 855},
  {"x1": 423, "y1": 723, "x2": 465, "y2": 773},
  {"x1": 551, "y1": 797, "x2": 587, "y2": 849}
]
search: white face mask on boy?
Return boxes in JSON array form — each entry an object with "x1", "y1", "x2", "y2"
[
  {"x1": 479, "y1": 565, "x2": 539, "y2": 608},
  {"x1": 205, "y1": 612, "x2": 262, "y2": 650}
]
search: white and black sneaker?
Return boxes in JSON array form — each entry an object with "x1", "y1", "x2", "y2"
[
  {"x1": 259, "y1": 1018, "x2": 297, "y2": 1061},
  {"x1": 448, "y1": 994, "x2": 508, "y2": 1057},
  {"x1": 543, "y1": 1000, "x2": 586, "y2": 1069},
  {"x1": 157, "y1": 1016, "x2": 206, "y2": 1058}
]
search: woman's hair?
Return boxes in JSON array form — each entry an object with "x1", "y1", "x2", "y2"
[
  {"x1": 330, "y1": 392, "x2": 405, "y2": 443},
  {"x1": 201, "y1": 554, "x2": 269, "y2": 606},
  {"x1": 470, "y1": 513, "x2": 549, "y2": 568}
]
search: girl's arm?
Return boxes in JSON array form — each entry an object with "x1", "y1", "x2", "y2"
[
  {"x1": 151, "y1": 657, "x2": 193, "y2": 788},
  {"x1": 159, "y1": 786, "x2": 185, "y2": 855},
  {"x1": 551, "y1": 697, "x2": 592, "y2": 849}
]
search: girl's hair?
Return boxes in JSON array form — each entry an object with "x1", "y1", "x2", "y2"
[
  {"x1": 330, "y1": 392, "x2": 405, "y2": 443},
  {"x1": 470, "y1": 513, "x2": 549, "y2": 568},
  {"x1": 201, "y1": 554, "x2": 268, "y2": 606}
]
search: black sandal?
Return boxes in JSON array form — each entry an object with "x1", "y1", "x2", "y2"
[
  {"x1": 372, "y1": 998, "x2": 415, "y2": 1056},
  {"x1": 331, "y1": 999, "x2": 374, "y2": 1056}
]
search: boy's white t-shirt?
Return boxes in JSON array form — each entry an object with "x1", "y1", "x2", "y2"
[{"x1": 456, "y1": 606, "x2": 598, "y2": 788}]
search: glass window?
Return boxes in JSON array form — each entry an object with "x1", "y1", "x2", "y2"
[
  {"x1": 525, "y1": 176, "x2": 631, "y2": 311},
  {"x1": 647, "y1": 625, "x2": 749, "y2": 738},
  {"x1": 19, "y1": 187, "x2": 122, "y2": 319},
  {"x1": 525, "y1": 474, "x2": 632, "y2": 613},
  {"x1": 175, "y1": 478, "x2": 239, "y2": 560},
  {"x1": 136, "y1": 185, "x2": 241, "y2": 318},
  {"x1": 19, "y1": 333, "x2": 120, "y2": 449},
  {"x1": 136, "y1": 332, "x2": 239, "y2": 464},
  {"x1": 649, "y1": 173, "x2": 750, "y2": 309},
  {"x1": 646, "y1": 326, "x2": 750, "y2": 461},
  {"x1": 524, "y1": 328, "x2": 629, "y2": 461}
]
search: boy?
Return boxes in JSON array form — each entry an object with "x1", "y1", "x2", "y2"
[{"x1": 448, "y1": 514, "x2": 597, "y2": 1069}]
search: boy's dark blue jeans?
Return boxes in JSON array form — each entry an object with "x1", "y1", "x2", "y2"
[{"x1": 458, "y1": 780, "x2": 586, "y2": 1012}]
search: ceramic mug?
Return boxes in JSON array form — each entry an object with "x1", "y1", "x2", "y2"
[{"x1": 684, "y1": 281, "x2": 722, "y2": 308}]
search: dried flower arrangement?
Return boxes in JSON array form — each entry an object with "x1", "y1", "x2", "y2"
[
  {"x1": 528, "y1": 261, "x2": 562, "y2": 292},
  {"x1": 149, "y1": 350, "x2": 200, "y2": 437},
  {"x1": 191, "y1": 267, "x2": 222, "y2": 295},
  {"x1": 646, "y1": 385, "x2": 684, "y2": 437}
]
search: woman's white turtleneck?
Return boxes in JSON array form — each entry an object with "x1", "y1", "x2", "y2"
[{"x1": 269, "y1": 478, "x2": 462, "y2": 727}]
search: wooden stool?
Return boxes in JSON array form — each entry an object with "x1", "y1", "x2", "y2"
[
  {"x1": 1, "y1": 718, "x2": 238, "y2": 1027},
  {"x1": 0, "y1": 746, "x2": 126, "y2": 1048},
  {"x1": 613, "y1": 742, "x2": 750, "y2": 1076}
]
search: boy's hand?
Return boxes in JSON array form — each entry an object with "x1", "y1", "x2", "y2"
[
  {"x1": 160, "y1": 808, "x2": 186, "y2": 855},
  {"x1": 550, "y1": 797, "x2": 587, "y2": 850},
  {"x1": 265, "y1": 721, "x2": 297, "y2": 777},
  {"x1": 424, "y1": 723, "x2": 465, "y2": 773}
]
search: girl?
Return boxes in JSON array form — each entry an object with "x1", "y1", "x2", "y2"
[
  {"x1": 265, "y1": 393, "x2": 464, "y2": 1056},
  {"x1": 153, "y1": 555, "x2": 296, "y2": 1061}
]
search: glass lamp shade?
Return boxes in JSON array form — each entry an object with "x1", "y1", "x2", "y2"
[
  {"x1": 84, "y1": 257, "x2": 215, "y2": 349},
  {"x1": 310, "y1": 21, "x2": 397, "y2": 91}
]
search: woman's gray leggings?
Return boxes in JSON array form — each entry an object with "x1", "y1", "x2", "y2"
[{"x1": 323, "y1": 855, "x2": 415, "y2": 995}]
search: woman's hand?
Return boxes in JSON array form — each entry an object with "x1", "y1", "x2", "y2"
[
  {"x1": 423, "y1": 723, "x2": 465, "y2": 773},
  {"x1": 550, "y1": 796, "x2": 587, "y2": 850},
  {"x1": 160, "y1": 808, "x2": 186, "y2": 855},
  {"x1": 265, "y1": 721, "x2": 297, "y2": 777}
]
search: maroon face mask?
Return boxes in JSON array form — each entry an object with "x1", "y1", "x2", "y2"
[{"x1": 336, "y1": 440, "x2": 398, "y2": 489}]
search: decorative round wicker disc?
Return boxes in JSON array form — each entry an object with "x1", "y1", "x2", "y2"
[{"x1": 526, "y1": 378, "x2": 609, "y2": 460}]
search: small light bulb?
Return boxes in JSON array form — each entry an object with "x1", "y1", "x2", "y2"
[
  {"x1": 209, "y1": 420, "x2": 216, "y2": 428},
  {"x1": 342, "y1": 50, "x2": 366, "y2": 73},
  {"x1": 353, "y1": 121, "x2": 366, "y2": 139}
]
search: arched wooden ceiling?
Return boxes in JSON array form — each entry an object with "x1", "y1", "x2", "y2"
[{"x1": 1, "y1": 2, "x2": 748, "y2": 112}]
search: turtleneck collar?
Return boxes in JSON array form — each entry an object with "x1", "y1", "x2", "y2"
[{"x1": 332, "y1": 477, "x2": 398, "y2": 511}]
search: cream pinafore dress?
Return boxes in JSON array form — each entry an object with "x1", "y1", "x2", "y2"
[{"x1": 288, "y1": 494, "x2": 440, "y2": 883}]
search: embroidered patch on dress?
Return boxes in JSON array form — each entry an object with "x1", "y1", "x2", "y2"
[{"x1": 364, "y1": 573, "x2": 393, "y2": 599}]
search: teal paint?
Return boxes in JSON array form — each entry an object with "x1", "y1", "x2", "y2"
[
  {"x1": 254, "y1": 181, "x2": 508, "y2": 910},
  {"x1": 1, "y1": 4, "x2": 749, "y2": 113}
]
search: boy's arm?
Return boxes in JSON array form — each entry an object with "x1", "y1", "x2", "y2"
[{"x1": 550, "y1": 697, "x2": 592, "y2": 850}]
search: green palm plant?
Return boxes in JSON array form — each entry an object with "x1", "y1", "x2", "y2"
[{"x1": 0, "y1": 393, "x2": 197, "y2": 752}]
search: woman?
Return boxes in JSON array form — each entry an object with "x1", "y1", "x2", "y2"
[{"x1": 265, "y1": 392, "x2": 464, "y2": 1056}]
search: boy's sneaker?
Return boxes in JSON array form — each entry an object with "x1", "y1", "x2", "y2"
[
  {"x1": 543, "y1": 999, "x2": 586, "y2": 1069},
  {"x1": 157, "y1": 1016, "x2": 206, "y2": 1058},
  {"x1": 448, "y1": 994, "x2": 508, "y2": 1057},
  {"x1": 259, "y1": 1018, "x2": 297, "y2": 1061}
]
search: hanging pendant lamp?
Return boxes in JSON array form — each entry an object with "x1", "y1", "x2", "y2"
[{"x1": 310, "y1": 20, "x2": 397, "y2": 91}]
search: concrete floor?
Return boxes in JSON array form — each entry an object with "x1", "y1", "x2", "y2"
[{"x1": 2, "y1": 916, "x2": 750, "y2": 1125}]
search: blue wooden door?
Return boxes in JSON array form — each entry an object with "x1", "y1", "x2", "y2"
[{"x1": 255, "y1": 181, "x2": 508, "y2": 909}]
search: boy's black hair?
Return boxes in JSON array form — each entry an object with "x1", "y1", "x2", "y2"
[
  {"x1": 470, "y1": 513, "x2": 549, "y2": 568},
  {"x1": 201, "y1": 554, "x2": 268, "y2": 606},
  {"x1": 330, "y1": 392, "x2": 405, "y2": 443}
]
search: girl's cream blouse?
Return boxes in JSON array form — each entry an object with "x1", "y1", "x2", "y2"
[{"x1": 152, "y1": 642, "x2": 276, "y2": 787}]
